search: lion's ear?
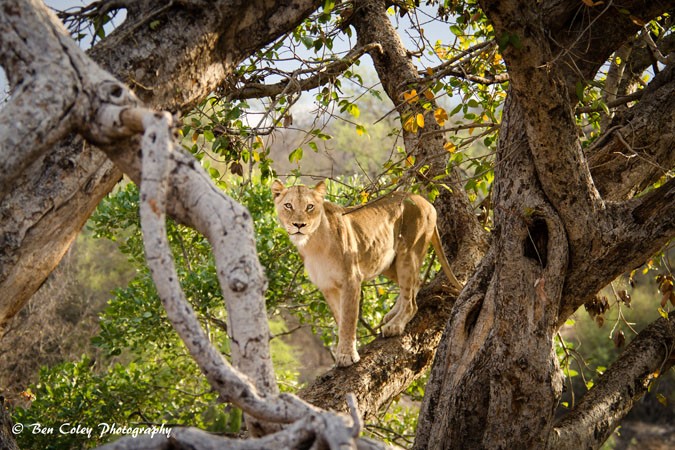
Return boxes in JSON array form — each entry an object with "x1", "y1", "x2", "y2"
[
  {"x1": 271, "y1": 180, "x2": 286, "y2": 198},
  {"x1": 314, "y1": 180, "x2": 327, "y2": 197}
]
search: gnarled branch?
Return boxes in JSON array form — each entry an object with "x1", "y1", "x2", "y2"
[{"x1": 549, "y1": 314, "x2": 675, "y2": 450}]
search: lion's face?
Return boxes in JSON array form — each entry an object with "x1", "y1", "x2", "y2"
[{"x1": 271, "y1": 180, "x2": 327, "y2": 247}]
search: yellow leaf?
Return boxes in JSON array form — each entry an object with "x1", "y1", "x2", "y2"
[
  {"x1": 403, "y1": 115, "x2": 417, "y2": 133},
  {"x1": 360, "y1": 191, "x2": 369, "y2": 203},
  {"x1": 444, "y1": 141, "x2": 456, "y2": 153},
  {"x1": 434, "y1": 108, "x2": 449, "y2": 126},
  {"x1": 416, "y1": 113, "x2": 425, "y2": 128},
  {"x1": 252, "y1": 150, "x2": 261, "y2": 162},
  {"x1": 192, "y1": 132, "x2": 199, "y2": 143},
  {"x1": 406, "y1": 155, "x2": 415, "y2": 166},
  {"x1": 426, "y1": 67, "x2": 434, "y2": 76},
  {"x1": 482, "y1": 113, "x2": 489, "y2": 122},
  {"x1": 403, "y1": 89, "x2": 419, "y2": 104},
  {"x1": 423, "y1": 90, "x2": 435, "y2": 101}
]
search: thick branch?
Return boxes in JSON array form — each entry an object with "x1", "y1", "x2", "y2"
[
  {"x1": 588, "y1": 63, "x2": 675, "y2": 201},
  {"x1": 541, "y1": 0, "x2": 669, "y2": 94},
  {"x1": 549, "y1": 314, "x2": 675, "y2": 450},
  {"x1": 134, "y1": 109, "x2": 315, "y2": 430},
  {"x1": 480, "y1": 1, "x2": 605, "y2": 245},
  {"x1": 299, "y1": 279, "x2": 455, "y2": 418},
  {"x1": 560, "y1": 177, "x2": 675, "y2": 322}
]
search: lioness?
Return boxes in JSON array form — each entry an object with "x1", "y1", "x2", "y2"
[{"x1": 272, "y1": 180, "x2": 462, "y2": 367}]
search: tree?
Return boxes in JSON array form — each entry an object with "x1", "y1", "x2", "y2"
[{"x1": 1, "y1": 1, "x2": 674, "y2": 449}]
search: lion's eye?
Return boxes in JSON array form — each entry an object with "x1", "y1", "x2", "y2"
[
  {"x1": 284, "y1": 203, "x2": 293, "y2": 210},
  {"x1": 306, "y1": 204, "x2": 314, "y2": 212}
]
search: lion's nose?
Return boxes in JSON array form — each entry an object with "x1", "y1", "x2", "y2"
[{"x1": 293, "y1": 222, "x2": 306, "y2": 229}]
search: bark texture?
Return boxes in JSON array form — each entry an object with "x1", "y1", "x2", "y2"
[
  {"x1": 0, "y1": 397, "x2": 19, "y2": 450},
  {"x1": 413, "y1": 1, "x2": 675, "y2": 449}
]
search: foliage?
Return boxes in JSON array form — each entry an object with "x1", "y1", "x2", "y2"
[
  {"x1": 557, "y1": 264, "x2": 675, "y2": 420},
  {"x1": 12, "y1": 181, "x2": 299, "y2": 449},
  {"x1": 10, "y1": 1, "x2": 674, "y2": 448}
]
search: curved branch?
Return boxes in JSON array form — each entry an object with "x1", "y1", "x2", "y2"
[
  {"x1": 228, "y1": 43, "x2": 382, "y2": 100},
  {"x1": 133, "y1": 109, "x2": 316, "y2": 430},
  {"x1": 549, "y1": 314, "x2": 675, "y2": 450}
]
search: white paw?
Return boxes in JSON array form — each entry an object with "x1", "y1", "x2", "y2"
[
  {"x1": 381, "y1": 321, "x2": 405, "y2": 337},
  {"x1": 382, "y1": 309, "x2": 396, "y2": 325},
  {"x1": 336, "y1": 349, "x2": 360, "y2": 367}
]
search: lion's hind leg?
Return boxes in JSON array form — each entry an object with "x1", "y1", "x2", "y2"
[{"x1": 381, "y1": 251, "x2": 423, "y2": 337}]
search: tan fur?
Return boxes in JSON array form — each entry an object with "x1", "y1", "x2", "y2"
[{"x1": 271, "y1": 180, "x2": 463, "y2": 367}]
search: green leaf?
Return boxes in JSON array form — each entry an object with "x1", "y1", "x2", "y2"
[
  {"x1": 323, "y1": 0, "x2": 336, "y2": 13},
  {"x1": 564, "y1": 368, "x2": 579, "y2": 378},
  {"x1": 301, "y1": 36, "x2": 314, "y2": 49},
  {"x1": 288, "y1": 147, "x2": 304, "y2": 164},
  {"x1": 575, "y1": 81, "x2": 585, "y2": 102}
]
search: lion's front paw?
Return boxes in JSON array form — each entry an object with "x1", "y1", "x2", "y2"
[
  {"x1": 336, "y1": 349, "x2": 360, "y2": 367},
  {"x1": 381, "y1": 321, "x2": 405, "y2": 337},
  {"x1": 382, "y1": 309, "x2": 396, "y2": 325}
]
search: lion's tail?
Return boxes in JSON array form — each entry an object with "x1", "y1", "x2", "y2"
[{"x1": 431, "y1": 226, "x2": 463, "y2": 293}]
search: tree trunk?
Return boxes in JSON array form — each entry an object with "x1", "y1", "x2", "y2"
[
  {"x1": 415, "y1": 93, "x2": 568, "y2": 449},
  {"x1": 0, "y1": 397, "x2": 19, "y2": 450},
  {"x1": 414, "y1": 1, "x2": 675, "y2": 448}
]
